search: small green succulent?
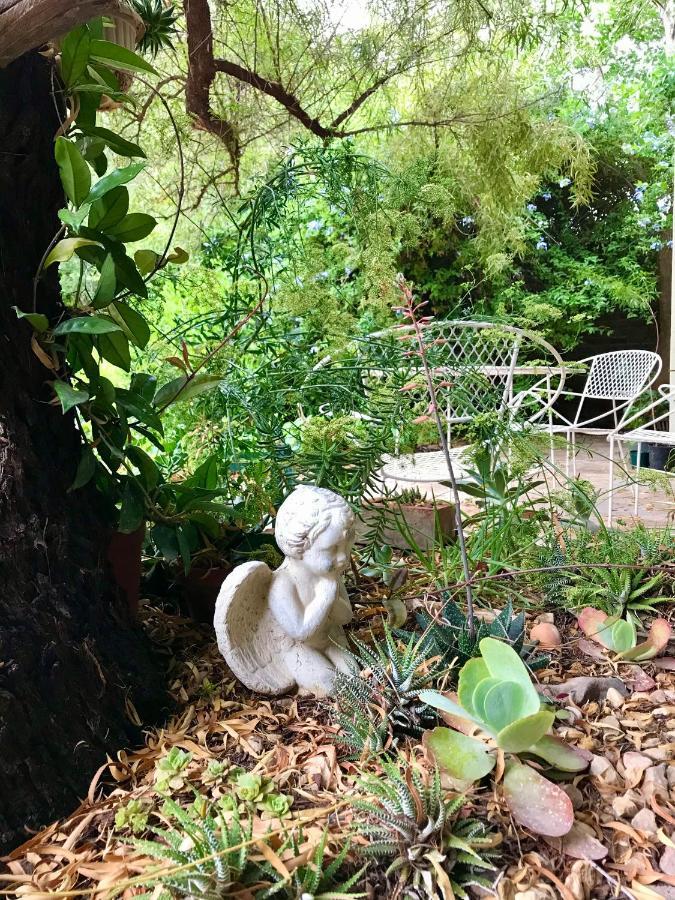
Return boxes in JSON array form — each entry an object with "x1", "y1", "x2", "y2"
[
  {"x1": 114, "y1": 798, "x2": 149, "y2": 834},
  {"x1": 202, "y1": 759, "x2": 228, "y2": 785},
  {"x1": 154, "y1": 747, "x2": 192, "y2": 792},
  {"x1": 334, "y1": 623, "x2": 444, "y2": 755}
]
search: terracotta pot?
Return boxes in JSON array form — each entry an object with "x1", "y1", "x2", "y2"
[
  {"x1": 107, "y1": 524, "x2": 146, "y2": 615},
  {"x1": 178, "y1": 564, "x2": 232, "y2": 623},
  {"x1": 358, "y1": 499, "x2": 456, "y2": 552}
]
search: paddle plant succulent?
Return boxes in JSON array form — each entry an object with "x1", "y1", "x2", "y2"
[
  {"x1": 420, "y1": 638, "x2": 589, "y2": 837},
  {"x1": 578, "y1": 608, "x2": 672, "y2": 662}
]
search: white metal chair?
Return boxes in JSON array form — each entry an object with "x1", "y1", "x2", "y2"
[
  {"x1": 533, "y1": 350, "x2": 661, "y2": 475},
  {"x1": 607, "y1": 384, "x2": 675, "y2": 524},
  {"x1": 379, "y1": 320, "x2": 565, "y2": 484}
]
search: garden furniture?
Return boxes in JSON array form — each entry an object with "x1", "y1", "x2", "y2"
[
  {"x1": 531, "y1": 350, "x2": 661, "y2": 476},
  {"x1": 379, "y1": 320, "x2": 566, "y2": 485},
  {"x1": 606, "y1": 384, "x2": 675, "y2": 524}
]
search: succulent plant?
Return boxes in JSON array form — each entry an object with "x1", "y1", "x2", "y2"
[
  {"x1": 114, "y1": 798, "x2": 149, "y2": 833},
  {"x1": 128, "y1": 0, "x2": 178, "y2": 56},
  {"x1": 578, "y1": 608, "x2": 672, "y2": 661},
  {"x1": 154, "y1": 747, "x2": 193, "y2": 792},
  {"x1": 334, "y1": 624, "x2": 443, "y2": 754},
  {"x1": 421, "y1": 638, "x2": 589, "y2": 837},
  {"x1": 401, "y1": 597, "x2": 549, "y2": 672},
  {"x1": 354, "y1": 756, "x2": 497, "y2": 899}
]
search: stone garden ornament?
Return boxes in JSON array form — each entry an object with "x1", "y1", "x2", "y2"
[{"x1": 214, "y1": 485, "x2": 356, "y2": 696}]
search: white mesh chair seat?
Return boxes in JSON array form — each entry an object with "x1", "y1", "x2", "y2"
[{"x1": 381, "y1": 449, "x2": 470, "y2": 483}]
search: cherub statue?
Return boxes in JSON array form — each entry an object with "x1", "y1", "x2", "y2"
[{"x1": 213, "y1": 485, "x2": 356, "y2": 696}]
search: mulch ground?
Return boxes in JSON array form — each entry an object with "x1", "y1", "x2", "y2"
[{"x1": 2, "y1": 590, "x2": 675, "y2": 900}]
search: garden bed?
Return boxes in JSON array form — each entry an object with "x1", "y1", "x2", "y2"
[{"x1": 3, "y1": 586, "x2": 675, "y2": 900}]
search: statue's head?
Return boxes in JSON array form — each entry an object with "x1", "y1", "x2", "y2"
[{"x1": 275, "y1": 485, "x2": 355, "y2": 575}]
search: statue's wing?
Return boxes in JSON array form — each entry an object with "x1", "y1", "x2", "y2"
[{"x1": 213, "y1": 561, "x2": 295, "y2": 695}]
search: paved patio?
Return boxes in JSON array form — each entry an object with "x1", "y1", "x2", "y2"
[{"x1": 380, "y1": 435, "x2": 674, "y2": 529}]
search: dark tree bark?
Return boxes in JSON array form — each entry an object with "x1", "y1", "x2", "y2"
[{"x1": 0, "y1": 52, "x2": 167, "y2": 853}]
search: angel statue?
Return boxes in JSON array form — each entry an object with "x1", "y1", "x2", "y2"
[{"x1": 213, "y1": 485, "x2": 357, "y2": 696}]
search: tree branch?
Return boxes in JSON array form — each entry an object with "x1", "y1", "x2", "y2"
[
  {"x1": 214, "y1": 57, "x2": 333, "y2": 139},
  {"x1": 0, "y1": 0, "x2": 140, "y2": 67},
  {"x1": 184, "y1": 0, "x2": 241, "y2": 190}
]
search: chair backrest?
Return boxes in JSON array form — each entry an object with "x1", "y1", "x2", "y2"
[
  {"x1": 424, "y1": 320, "x2": 523, "y2": 424},
  {"x1": 583, "y1": 350, "x2": 661, "y2": 401}
]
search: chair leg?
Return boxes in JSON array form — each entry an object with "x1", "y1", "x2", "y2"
[
  {"x1": 634, "y1": 441, "x2": 641, "y2": 518},
  {"x1": 607, "y1": 436, "x2": 615, "y2": 525}
]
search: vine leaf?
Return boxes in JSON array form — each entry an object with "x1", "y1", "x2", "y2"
[
  {"x1": 53, "y1": 316, "x2": 121, "y2": 336},
  {"x1": 53, "y1": 382, "x2": 89, "y2": 413},
  {"x1": 89, "y1": 39, "x2": 158, "y2": 76},
  {"x1": 60, "y1": 25, "x2": 91, "y2": 88},
  {"x1": 55, "y1": 137, "x2": 91, "y2": 207},
  {"x1": 45, "y1": 237, "x2": 102, "y2": 268}
]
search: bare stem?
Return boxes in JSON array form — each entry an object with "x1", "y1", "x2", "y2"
[{"x1": 396, "y1": 275, "x2": 476, "y2": 638}]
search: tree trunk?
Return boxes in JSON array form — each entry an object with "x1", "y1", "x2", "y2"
[{"x1": 0, "y1": 52, "x2": 167, "y2": 853}]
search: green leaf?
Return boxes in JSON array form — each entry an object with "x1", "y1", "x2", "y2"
[
  {"x1": 89, "y1": 39, "x2": 158, "y2": 75},
  {"x1": 113, "y1": 250, "x2": 148, "y2": 297},
  {"x1": 53, "y1": 315, "x2": 121, "y2": 336},
  {"x1": 54, "y1": 381, "x2": 89, "y2": 413},
  {"x1": 45, "y1": 237, "x2": 102, "y2": 268},
  {"x1": 92, "y1": 254, "x2": 117, "y2": 308},
  {"x1": 417, "y1": 690, "x2": 481, "y2": 726},
  {"x1": 71, "y1": 446, "x2": 97, "y2": 490},
  {"x1": 87, "y1": 163, "x2": 146, "y2": 204},
  {"x1": 130, "y1": 373, "x2": 157, "y2": 402},
  {"x1": 457, "y1": 658, "x2": 489, "y2": 716},
  {"x1": 108, "y1": 213, "x2": 156, "y2": 243},
  {"x1": 529, "y1": 735, "x2": 590, "y2": 772},
  {"x1": 152, "y1": 523, "x2": 180, "y2": 561},
  {"x1": 119, "y1": 478, "x2": 145, "y2": 534},
  {"x1": 126, "y1": 446, "x2": 160, "y2": 491},
  {"x1": 471, "y1": 676, "x2": 501, "y2": 725},
  {"x1": 484, "y1": 681, "x2": 539, "y2": 733},
  {"x1": 609, "y1": 619, "x2": 636, "y2": 654},
  {"x1": 496, "y1": 710, "x2": 555, "y2": 753},
  {"x1": 111, "y1": 301, "x2": 151, "y2": 348},
  {"x1": 77, "y1": 125, "x2": 145, "y2": 158},
  {"x1": 58, "y1": 208, "x2": 88, "y2": 229},
  {"x1": 12, "y1": 307, "x2": 49, "y2": 332},
  {"x1": 89, "y1": 186, "x2": 129, "y2": 231},
  {"x1": 153, "y1": 374, "x2": 222, "y2": 408},
  {"x1": 60, "y1": 26, "x2": 91, "y2": 87},
  {"x1": 479, "y1": 637, "x2": 539, "y2": 706},
  {"x1": 134, "y1": 249, "x2": 159, "y2": 275},
  {"x1": 98, "y1": 330, "x2": 131, "y2": 371},
  {"x1": 55, "y1": 137, "x2": 91, "y2": 206},
  {"x1": 425, "y1": 727, "x2": 496, "y2": 785}
]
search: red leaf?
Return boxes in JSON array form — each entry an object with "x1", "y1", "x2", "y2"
[{"x1": 503, "y1": 763, "x2": 574, "y2": 836}]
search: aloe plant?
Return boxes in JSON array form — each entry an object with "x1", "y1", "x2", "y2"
[
  {"x1": 578, "y1": 608, "x2": 672, "y2": 662},
  {"x1": 420, "y1": 638, "x2": 589, "y2": 837}
]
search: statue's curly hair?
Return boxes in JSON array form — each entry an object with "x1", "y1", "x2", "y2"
[{"x1": 274, "y1": 485, "x2": 354, "y2": 559}]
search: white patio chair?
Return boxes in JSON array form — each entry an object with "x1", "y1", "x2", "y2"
[
  {"x1": 379, "y1": 320, "x2": 565, "y2": 485},
  {"x1": 607, "y1": 384, "x2": 675, "y2": 524},
  {"x1": 533, "y1": 350, "x2": 661, "y2": 475}
]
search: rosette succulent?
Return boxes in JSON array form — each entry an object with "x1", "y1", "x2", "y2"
[
  {"x1": 420, "y1": 638, "x2": 589, "y2": 837},
  {"x1": 578, "y1": 608, "x2": 672, "y2": 662}
]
